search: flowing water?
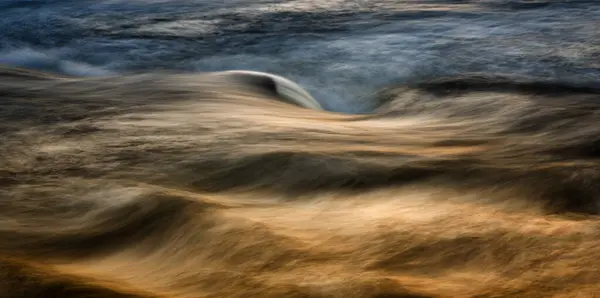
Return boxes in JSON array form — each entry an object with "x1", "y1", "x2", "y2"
[
  {"x1": 2, "y1": 2, "x2": 600, "y2": 298},
  {"x1": 1, "y1": 0, "x2": 598, "y2": 112}
]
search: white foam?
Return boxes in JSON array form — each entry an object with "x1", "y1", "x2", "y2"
[{"x1": 0, "y1": 48, "x2": 112, "y2": 76}]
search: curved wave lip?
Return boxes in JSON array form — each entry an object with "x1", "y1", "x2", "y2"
[{"x1": 215, "y1": 70, "x2": 324, "y2": 110}]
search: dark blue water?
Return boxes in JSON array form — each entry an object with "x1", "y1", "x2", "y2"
[{"x1": 1, "y1": 0, "x2": 598, "y2": 112}]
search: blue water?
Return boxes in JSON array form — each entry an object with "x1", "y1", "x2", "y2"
[{"x1": 1, "y1": 0, "x2": 598, "y2": 112}]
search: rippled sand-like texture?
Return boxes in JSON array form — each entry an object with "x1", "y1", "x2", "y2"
[{"x1": 2, "y1": 66, "x2": 600, "y2": 297}]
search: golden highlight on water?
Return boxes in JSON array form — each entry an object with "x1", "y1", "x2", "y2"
[{"x1": 1, "y1": 65, "x2": 600, "y2": 297}]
